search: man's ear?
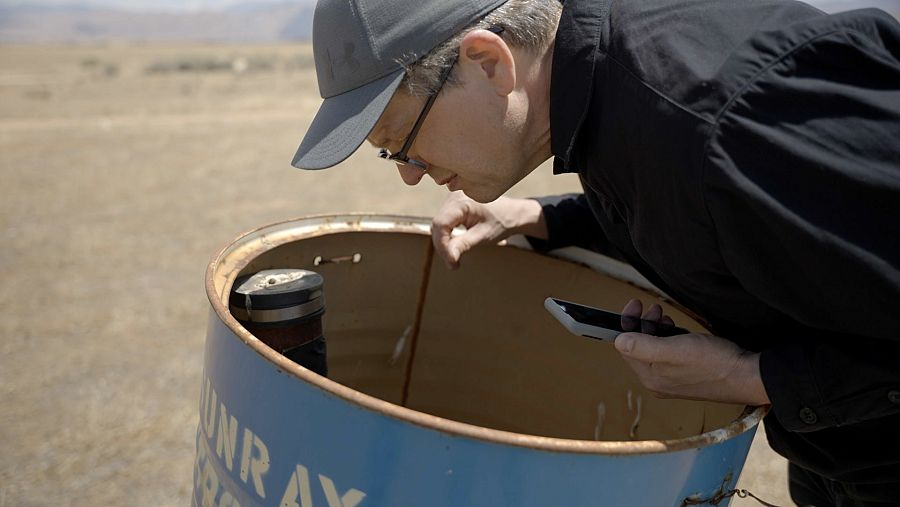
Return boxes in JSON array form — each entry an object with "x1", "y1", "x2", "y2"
[{"x1": 457, "y1": 29, "x2": 516, "y2": 96}]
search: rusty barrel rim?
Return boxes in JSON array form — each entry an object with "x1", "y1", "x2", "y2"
[{"x1": 205, "y1": 213, "x2": 768, "y2": 456}]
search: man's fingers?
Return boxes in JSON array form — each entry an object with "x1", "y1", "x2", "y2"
[
  {"x1": 643, "y1": 303, "x2": 662, "y2": 322},
  {"x1": 640, "y1": 303, "x2": 663, "y2": 334},
  {"x1": 445, "y1": 223, "x2": 495, "y2": 268},
  {"x1": 622, "y1": 298, "x2": 643, "y2": 317},
  {"x1": 445, "y1": 236, "x2": 470, "y2": 267},
  {"x1": 432, "y1": 198, "x2": 471, "y2": 268},
  {"x1": 432, "y1": 226, "x2": 459, "y2": 269},
  {"x1": 617, "y1": 331, "x2": 702, "y2": 367},
  {"x1": 615, "y1": 332, "x2": 672, "y2": 363},
  {"x1": 431, "y1": 193, "x2": 526, "y2": 270},
  {"x1": 621, "y1": 299, "x2": 643, "y2": 331},
  {"x1": 432, "y1": 199, "x2": 497, "y2": 269}
]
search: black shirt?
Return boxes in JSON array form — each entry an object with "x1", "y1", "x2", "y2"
[{"x1": 536, "y1": 0, "x2": 900, "y2": 500}]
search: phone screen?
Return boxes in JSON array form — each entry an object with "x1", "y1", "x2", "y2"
[{"x1": 552, "y1": 299, "x2": 687, "y2": 337}]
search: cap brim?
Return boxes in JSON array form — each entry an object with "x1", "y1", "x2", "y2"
[{"x1": 292, "y1": 70, "x2": 405, "y2": 170}]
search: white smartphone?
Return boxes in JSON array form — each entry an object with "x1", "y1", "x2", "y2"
[{"x1": 544, "y1": 297, "x2": 689, "y2": 342}]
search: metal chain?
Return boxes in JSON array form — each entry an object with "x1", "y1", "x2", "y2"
[{"x1": 681, "y1": 488, "x2": 781, "y2": 507}]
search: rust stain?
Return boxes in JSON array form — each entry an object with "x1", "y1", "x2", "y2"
[
  {"x1": 680, "y1": 471, "x2": 738, "y2": 506},
  {"x1": 400, "y1": 238, "x2": 435, "y2": 407}
]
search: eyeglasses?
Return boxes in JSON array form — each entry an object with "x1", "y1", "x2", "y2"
[{"x1": 378, "y1": 25, "x2": 505, "y2": 172}]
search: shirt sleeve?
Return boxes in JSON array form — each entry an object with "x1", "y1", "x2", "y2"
[
  {"x1": 525, "y1": 193, "x2": 616, "y2": 255},
  {"x1": 703, "y1": 10, "x2": 900, "y2": 432}
]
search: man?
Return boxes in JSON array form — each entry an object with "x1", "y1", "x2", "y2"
[{"x1": 292, "y1": 0, "x2": 900, "y2": 504}]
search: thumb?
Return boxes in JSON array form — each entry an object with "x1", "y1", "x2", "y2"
[
  {"x1": 444, "y1": 242, "x2": 461, "y2": 268},
  {"x1": 446, "y1": 233, "x2": 476, "y2": 267},
  {"x1": 432, "y1": 204, "x2": 468, "y2": 269},
  {"x1": 445, "y1": 219, "x2": 499, "y2": 268},
  {"x1": 615, "y1": 332, "x2": 666, "y2": 363}
]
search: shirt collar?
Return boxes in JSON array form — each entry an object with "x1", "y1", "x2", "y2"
[{"x1": 549, "y1": 0, "x2": 609, "y2": 174}]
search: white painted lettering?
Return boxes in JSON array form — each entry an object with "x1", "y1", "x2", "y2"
[
  {"x1": 239, "y1": 428, "x2": 269, "y2": 499},
  {"x1": 200, "y1": 376, "x2": 208, "y2": 416},
  {"x1": 216, "y1": 403, "x2": 239, "y2": 471},
  {"x1": 201, "y1": 458, "x2": 221, "y2": 507},
  {"x1": 204, "y1": 384, "x2": 218, "y2": 437},
  {"x1": 240, "y1": 428, "x2": 253, "y2": 484},
  {"x1": 278, "y1": 464, "x2": 367, "y2": 507},
  {"x1": 279, "y1": 464, "x2": 313, "y2": 507},
  {"x1": 195, "y1": 431, "x2": 207, "y2": 492},
  {"x1": 319, "y1": 474, "x2": 366, "y2": 507},
  {"x1": 218, "y1": 491, "x2": 241, "y2": 507}
]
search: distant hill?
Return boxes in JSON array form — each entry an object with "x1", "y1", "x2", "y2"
[
  {"x1": 811, "y1": 0, "x2": 900, "y2": 14},
  {"x1": 0, "y1": 0, "x2": 896, "y2": 44},
  {"x1": 0, "y1": 2, "x2": 316, "y2": 43}
]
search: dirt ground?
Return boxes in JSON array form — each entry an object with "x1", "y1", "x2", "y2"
[{"x1": 0, "y1": 44, "x2": 791, "y2": 506}]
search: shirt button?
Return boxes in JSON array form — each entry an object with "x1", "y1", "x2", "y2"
[
  {"x1": 799, "y1": 407, "x2": 818, "y2": 425},
  {"x1": 889, "y1": 390, "x2": 900, "y2": 405}
]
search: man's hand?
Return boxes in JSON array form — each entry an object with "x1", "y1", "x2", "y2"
[
  {"x1": 613, "y1": 299, "x2": 770, "y2": 406},
  {"x1": 431, "y1": 192, "x2": 547, "y2": 269}
]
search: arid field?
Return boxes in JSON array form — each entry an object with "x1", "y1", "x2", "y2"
[{"x1": 0, "y1": 43, "x2": 790, "y2": 506}]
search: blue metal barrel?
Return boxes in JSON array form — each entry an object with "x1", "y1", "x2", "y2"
[{"x1": 195, "y1": 215, "x2": 765, "y2": 507}]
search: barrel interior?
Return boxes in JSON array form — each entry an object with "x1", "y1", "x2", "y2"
[{"x1": 235, "y1": 230, "x2": 744, "y2": 442}]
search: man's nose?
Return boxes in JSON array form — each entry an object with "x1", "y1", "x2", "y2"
[{"x1": 397, "y1": 163, "x2": 426, "y2": 186}]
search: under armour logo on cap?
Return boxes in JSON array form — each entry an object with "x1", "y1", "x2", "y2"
[{"x1": 325, "y1": 42, "x2": 362, "y2": 82}]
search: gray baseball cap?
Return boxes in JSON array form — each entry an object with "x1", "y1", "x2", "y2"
[{"x1": 292, "y1": 0, "x2": 508, "y2": 170}]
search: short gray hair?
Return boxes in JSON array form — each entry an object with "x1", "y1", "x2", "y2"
[{"x1": 400, "y1": 0, "x2": 562, "y2": 96}]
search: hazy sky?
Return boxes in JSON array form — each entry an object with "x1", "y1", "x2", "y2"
[
  {"x1": 0, "y1": 0, "x2": 314, "y2": 11},
  {"x1": 0, "y1": 0, "x2": 894, "y2": 13}
]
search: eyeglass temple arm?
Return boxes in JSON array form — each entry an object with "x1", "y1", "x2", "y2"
[
  {"x1": 394, "y1": 25, "x2": 505, "y2": 159},
  {"x1": 395, "y1": 63, "x2": 454, "y2": 157}
]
